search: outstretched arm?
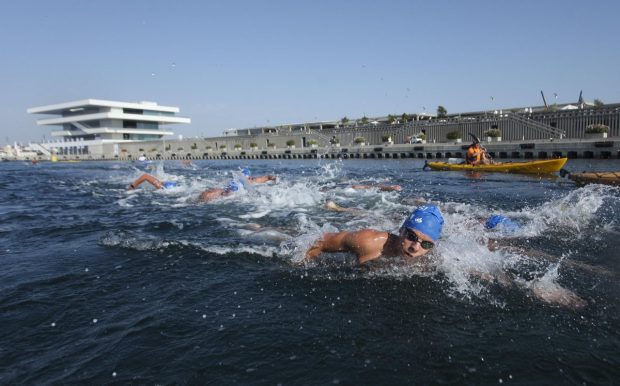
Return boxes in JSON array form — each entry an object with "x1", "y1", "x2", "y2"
[
  {"x1": 248, "y1": 175, "x2": 277, "y2": 184},
  {"x1": 305, "y1": 231, "x2": 352, "y2": 260},
  {"x1": 351, "y1": 184, "x2": 401, "y2": 192},
  {"x1": 305, "y1": 229, "x2": 387, "y2": 263},
  {"x1": 129, "y1": 174, "x2": 163, "y2": 189},
  {"x1": 323, "y1": 201, "x2": 365, "y2": 215}
]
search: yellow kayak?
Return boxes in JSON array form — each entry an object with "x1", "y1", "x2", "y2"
[
  {"x1": 427, "y1": 158, "x2": 568, "y2": 174},
  {"x1": 567, "y1": 171, "x2": 620, "y2": 187}
]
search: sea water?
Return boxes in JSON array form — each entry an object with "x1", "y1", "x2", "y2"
[{"x1": 0, "y1": 159, "x2": 618, "y2": 384}]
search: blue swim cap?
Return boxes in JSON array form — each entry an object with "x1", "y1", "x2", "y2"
[
  {"x1": 485, "y1": 215, "x2": 519, "y2": 232},
  {"x1": 401, "y1": 205, "x2": 444, "y2": 241},
  {"x1": 226, "y1": 181, "x2": 239, "y2": 192},
  {"x1": 241, "y1": 168, "x2": 251, "y2": 176},
  {"x1": 162, "y1": 181, "x2": 177, "y2": 189}
]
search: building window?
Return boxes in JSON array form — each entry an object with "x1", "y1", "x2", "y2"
[
  {"x1": 137, "y1": 122, "x2": 159, "y2": 129},
  {"x1": 123, "y1": 120, "x2": 137, "y2": 128},
  {"x1": 123, "y1": 108, "x2": 143, "y2": 115},
  {"x1": 143, "y1": 110, "x2": 174, "y2": 117}
]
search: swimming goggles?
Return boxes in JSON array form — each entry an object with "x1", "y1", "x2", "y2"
[{"x1": 404, "y1": 229, "x2": 435, "y2": 250}]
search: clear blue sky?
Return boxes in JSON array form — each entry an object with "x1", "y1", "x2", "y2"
[{"x1": 1, "y1": 0, "x2": 619, "y2": 144}]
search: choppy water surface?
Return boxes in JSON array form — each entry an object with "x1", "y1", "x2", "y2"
[{"x1": 1, "y1": 159, "x2": 618, "y2": 385}]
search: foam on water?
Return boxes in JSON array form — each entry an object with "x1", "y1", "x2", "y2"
[{"x1": 105, "y1": 162, "x2": 619, "y2": 308}]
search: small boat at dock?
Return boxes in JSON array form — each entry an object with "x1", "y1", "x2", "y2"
[{"x1": 426, "y1": 157, "x2": 567, "y2": 174}]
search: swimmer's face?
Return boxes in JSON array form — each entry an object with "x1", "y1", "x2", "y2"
[{"x1": 399, "y1": 228, "x2": 434, "y2": 258}]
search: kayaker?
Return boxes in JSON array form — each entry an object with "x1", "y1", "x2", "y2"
[
  {"x1": 466, "y1": 141, "x2": 493, "y2": 166},
  {"x1": 305, "y1": 205, "x2": 444, "y2": 264}
]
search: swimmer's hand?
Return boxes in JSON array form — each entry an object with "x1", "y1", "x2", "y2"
[{"x1": 305, "y1": 241, "x2": 323, "y2": 260}]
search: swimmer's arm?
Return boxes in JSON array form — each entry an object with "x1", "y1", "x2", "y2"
[
  {"x1": 305, "y1": 231, "x2": 352, "y2": 260},
  {"x1": 377, "y1": 184, "x2": 401, "y2": 192},
  {"x1": 248, "y1": 175, "x2": 276, "y2": 184},
  {"x1": 129, "y1": 174, "x2": 163, "y2": 190},
  {"x1": 351, "y1": 184, "x2": 401, "y2": 192},
  {"x1": 323, "y1": 201, "x2": 363, "y2": 214},
  {"x1": 305, "y1": 229, "x2": 385, "y2": 263}
]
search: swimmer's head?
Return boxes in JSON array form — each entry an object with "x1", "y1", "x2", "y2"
[
  {"x1": 226, "y1": 181, "x2": 239, "y2": 192},
  {"x1": 401, "y1": 205, "x2": 444, "y2": 241},
  {"x1": 241, "y1": 168, "x2": 251, "y2": 177},
  {"x1": 162, "y1": 181, "x2": 177, "y2": 189},
  {"x1": 485, "y1": 215, "x2": 519, "y2": 232}
]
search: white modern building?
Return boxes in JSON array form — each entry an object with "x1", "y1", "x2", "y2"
[{"x1": 27, "y1": 99, "x2": 191, "y2": 158}]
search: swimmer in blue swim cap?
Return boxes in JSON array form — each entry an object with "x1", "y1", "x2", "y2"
[
  {"x1": 306, "y1": 205, "x2": 444, "y2": 264},
  {"x1": 238, "y1": 167, "x2": 277, "y2": 184},
  {"x1": 129, "y1": 173, "x2": 177, "y2": 190},
  {"x1": 485, "y1": 214, "x2": 520, "y2": 232},
  {"x1": 197, "y1": 170, "x2": 277, "y2": 202}
]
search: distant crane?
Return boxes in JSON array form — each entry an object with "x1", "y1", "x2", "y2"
[{"x1": 540, "y1": 90, "x2": 548, "y2": 108}]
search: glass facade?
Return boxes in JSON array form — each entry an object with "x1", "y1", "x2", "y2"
[
  {"x1": 143, "y1": 110, "x2": 174, "y2": 117},
  {"x1": 123, "y1": 120, "x2": 159, "y2": 129}
]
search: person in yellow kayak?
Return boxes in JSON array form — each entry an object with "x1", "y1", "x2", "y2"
[{"x1": 466, "y1": 140, "x2": 494, "y2": 166}]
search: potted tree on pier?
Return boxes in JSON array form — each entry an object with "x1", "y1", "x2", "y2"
[
  {"x1": 307, "y1": 139, "x2": 318, "y2": 148},
  {"x1": 382, "y1": 135, "x2": 393, "y2": 145},
  {"x1": 286, "y1": 139, "x2": 296, "y2": 149},
  {"x1": 484, "y1": 129, "x2": 502, "y2": 142},
  {"x1": 585, "y1": 124, "x2": 609, "y2": 139},
  {"x1": 250, "y1": 142, "x2": 258, "y2": 150},
  {"x1": 354, "y1": 137, "x2": 366, "y2": 146},
  {"x1": 446, "y1": 131, "x2": 462, "y2": 143}
]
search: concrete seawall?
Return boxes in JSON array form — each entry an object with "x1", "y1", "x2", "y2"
[{"x1": 96, "y1": 137, "x2": 619, "y2": 161}]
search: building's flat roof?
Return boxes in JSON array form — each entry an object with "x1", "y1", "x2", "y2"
[{"x1": 27, "y1": 99, "x2": 181, "y2": 114}]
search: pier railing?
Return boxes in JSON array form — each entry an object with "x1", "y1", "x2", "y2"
[{"x1": 506, "y1": 113, "x2": 565, "y2": 138}]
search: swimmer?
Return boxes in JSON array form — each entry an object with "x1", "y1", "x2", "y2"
[
  {"x1": 351, "y1": 184, "x2": 402, "y2": 192},
  {"x1": 319, "y1": 183, "x2": 402, "y2": 193},
  {"x1": 239, "y1": 168, "x2": 277, "y2": 184},
  {"x1": 129, "y1": 173, "x2": 177, "y2": 190},
  {"x1": 310, "y1": 204, "x2": 589, "y2": 308},
  {"x1": 182, "y1": 159, "x2": 198, "y2": 169},
  {"x1": 198, "y1": 168, "x2": 277, "y2": 202},
  {"x1": 306, "y1": 205, "x2": 443, "y2": 264},
  {"x1": 198, "y1": 181, "x2": 239, "y2": 201}
]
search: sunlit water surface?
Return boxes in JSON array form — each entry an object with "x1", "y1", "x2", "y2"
[{"x1": 0, "y1": 159, "x2": 618, "y2": 385}]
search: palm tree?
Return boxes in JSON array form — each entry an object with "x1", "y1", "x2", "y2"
[
  {"x1": 401, "y1": 113, "x2": 410, "y2": 123},
  {"x1": 340, "y1": 117, "x2": 349, "y2": 127},
  {"x1": 437, "y1": 106, "x2": 448, "y2": 118},
  {"x1": 387, "y1": 114, "x2": 398, "y2": 124},
  {"x1": 594, "y1": 99, "x2": 604, "y2": 107},
  {"x1": 360, "y1": 116, "x2": 369, "y2": 125}
]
